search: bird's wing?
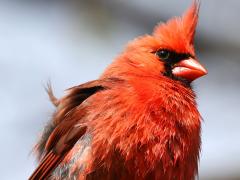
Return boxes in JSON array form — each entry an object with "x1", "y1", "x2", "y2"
[{"x1": 29, "y1": 79, "x2": 116, "y2": 180}]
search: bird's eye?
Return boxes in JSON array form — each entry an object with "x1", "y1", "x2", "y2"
[{"x1": 156, "y1": 50, "x2": 170, "y2": 60}]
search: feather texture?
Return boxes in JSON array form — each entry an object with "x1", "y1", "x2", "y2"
[{"x1": 30, "y1": 1, "x2": 205, "y2": 180}]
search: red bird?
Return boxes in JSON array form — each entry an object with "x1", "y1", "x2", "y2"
[{"x1": 30, "y1": 1, "x2": 207, "y2": 180}]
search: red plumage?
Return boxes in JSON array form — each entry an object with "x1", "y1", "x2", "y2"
[{"x1": 30, "y1": 1, "x2": 207, "y2": 180}]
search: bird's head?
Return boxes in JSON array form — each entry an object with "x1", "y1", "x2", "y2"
[{"x1": 106, "y1": 1, "x2": 207, "y2": 85}]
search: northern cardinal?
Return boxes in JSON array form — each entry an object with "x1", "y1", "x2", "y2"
[{"x1": 30, "y1": 1, "x2": 207, "y2": 180}]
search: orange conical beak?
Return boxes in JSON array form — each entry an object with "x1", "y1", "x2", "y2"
[{"x1": 172, "y1": 58, "x2": 207, "y2": 82}]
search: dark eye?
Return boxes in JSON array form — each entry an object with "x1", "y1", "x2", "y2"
[{"x1": 156, "y1": 50, "x2": 170, "y2": 60}]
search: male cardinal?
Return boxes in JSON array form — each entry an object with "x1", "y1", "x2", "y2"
[{"x1": 30, "y1": 1, "x2": 207, "y2": 180}]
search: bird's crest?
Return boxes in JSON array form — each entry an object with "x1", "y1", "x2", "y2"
[{"x1": 153, "y1": 0, "x2": 200, "y2": 54}]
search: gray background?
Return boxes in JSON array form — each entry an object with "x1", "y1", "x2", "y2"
[{"x1": 0, "y1": 0, "x2": 239, "y2": 179}]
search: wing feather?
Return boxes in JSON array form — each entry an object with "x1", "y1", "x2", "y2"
[
  {"x1": 30, "y1": 78, "x2": 123, "y2": 179},
  {"x1": 29, "y1": 79, "x2": 110, "y2": 180}
]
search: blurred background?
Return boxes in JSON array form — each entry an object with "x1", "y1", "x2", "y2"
[{"x1": 0, "y1": 0, "x2": 239, "y2": 179}]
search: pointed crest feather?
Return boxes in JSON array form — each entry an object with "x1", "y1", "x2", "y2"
[{"x1": 153, "y1": 0, "x2": 200, "y2": 54}]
